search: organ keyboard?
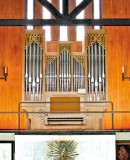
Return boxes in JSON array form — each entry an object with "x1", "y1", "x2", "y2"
[{"x1": 45, "y1": 116, "x2": 85, "y2": 125}]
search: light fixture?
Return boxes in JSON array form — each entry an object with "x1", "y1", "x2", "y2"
[
  {"x1": 0, "y1": 67, "x2": 8, "y2": 81},
  {"x1": 122, "y1": 66, "x2": 130, "y2": 81}
]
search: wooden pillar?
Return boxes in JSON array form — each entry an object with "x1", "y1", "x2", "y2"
[
  {"x1": 84, "y1": 3, "x2": 93, "y2": 32},
  {"x1": 35, "y1": 0, "x2": 42, "y2": 29},
  {"x1": 68, "y1": 0, "x2": 76, "y2": 41},
  {"x1": 51, "y1": 0, "x2": 60, "y2": 41},
  {"x1": 35, "y1": 0, "x2": 42, "y2": 19}
]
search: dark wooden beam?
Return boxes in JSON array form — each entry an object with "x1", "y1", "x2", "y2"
[
  {"x1": 69, "y1": 0, "x2": 93, "y2": 19},
  {"x1": 37, "y1": 0, "x2": 63, "y2": 19},
  {"x1": 63, "y1": 0, "x2": 68, "y2": 16},
  {"x1": 0, "y1": 19, "x2": 129, "y2": 26}
]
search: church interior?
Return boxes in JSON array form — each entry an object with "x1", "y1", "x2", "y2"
[{"x1": 0, "y1": 0, "x2": 130, "y2": 159}]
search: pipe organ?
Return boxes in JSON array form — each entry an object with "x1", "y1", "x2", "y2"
[{"x1": 23, "y1": 29, "x2": 107, "y2": 130}]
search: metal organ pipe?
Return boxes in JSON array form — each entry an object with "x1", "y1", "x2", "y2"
[
  {"x1": 39, "y1": 47, "x2": 43, "y2": 99},
  {"x1": 46, "y1": 63, "x2": 48, "y2": 92},
  {"x1": 98, "y1": 44, "x2": 102, "y2": 95},
  {"x1": 73, "y1": 58, "x2": 75, "y2": 91},
  {"x1": 68, "y1": 53, "x2": 71, "y2": 91},
  {"x1": 78, "y1": 60, "x2": 80, "y2": 89},
  {"x1": 76, "y1": 60, "x2": 79, "y2": 91},
  {"x1": 102, "y1": 47, "x2": 105, "y2": 98},
  {"x1": 63, "y1": 50, "x2": 65, "y2": 91},
  {"x1": 81, "y1": 64, "x2": 84, "y2": 89},
  {"x1": 94, "y1": 42, "x2": 98, "y2": 100},
  {"x1": 90, "y1": 45, "x2": 94, "y2": 99},
  {"x1": 28, "y1": 44, "x2": 32, "y2": 100},
  {"x1": 49, "y1": 62, "x2": 52, "y2": 91},
  {"x1": 52, "y1": 60, "x2": 56, "y2": 91},
  {"x1": 32, "y1": 42, "x2": 36, "y2": 100},
  {"x1": 66, "y1": 50, "x2": 69, "y2": 91},
  {"x1": 52, "y1": 61, "x2": 54, "y2": 91},
  {"x1": 25, "y1": 47, "x2": 28, "y2": 99},
  {"x1": 59, "y1": 52, "x2": 62, "y2": 91},
  {"x1": 88, "y1": 47, "x2": 91, "y2": 98},
  {"x1": 75, "y1": 59, "x2": 77, "y2": 91},
  {"x1": 36, "y1": 45, "x2": 40, "y2": 100},
  {"x1": 54, "y1": 58, "x2": 57, "y2": 91},
  {"x1": 62, "y1": 51, "x2": 64, "y2": 91}
]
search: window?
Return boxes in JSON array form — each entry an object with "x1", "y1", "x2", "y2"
[
  {"x1": 26, "y1": 0, "x2": 34, "y2": 30},
  {"x1": 60, "y1": 0, "x2": 68, "y2": 41},
  {"x1": 93, "y1": 0, "x2": 101, "y2": 29},
  {"x1": 76, "y1": 0, "x2": 85, "y2": 41},
  {"x1": 42, "y1": 0, "x2": 51, "y2": 41}
]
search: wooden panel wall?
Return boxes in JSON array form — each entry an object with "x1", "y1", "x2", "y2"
[
  {"x1": 102, "y1": 0, "x2": 130, "y2": 129},
  {"x1": 51, "y1": 0, "x2": 60, "y2": 41},
  {"x1": 68, "y1": 0, "x2": 76, "y2": 41},
  {"x1": 84, "y1": 3, "x2": 92, "y2": 32},
  {"x1": 0, "y1": 0, "x2": 25, "y2": 129},
  {"x1": 35, "y1": 0, "x2": 42, "y2": 19}
]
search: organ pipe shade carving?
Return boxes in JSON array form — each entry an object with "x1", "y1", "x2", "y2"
[
  {"x1": 24, "y1": 30, "x2": 44, "y2": 101},
  {"x1": 86, "y1": 30, "x2": 106, "y2": 100}
]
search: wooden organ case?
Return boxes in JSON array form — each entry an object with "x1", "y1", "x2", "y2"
[{"x1": 22, "y1": 29, "x2": 107, "y2": 130}]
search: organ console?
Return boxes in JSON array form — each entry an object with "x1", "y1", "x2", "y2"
[{"x1": 22, "y1": 29, "x2": 107, "y2": 130}]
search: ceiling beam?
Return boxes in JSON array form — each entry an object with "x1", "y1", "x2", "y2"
[
  {"x1": 0, "y1": 19, "x2": 129, "y2": 26},
  {"x1": 63, "y1": 0, "x2": 69, "y2": 16},
  {"x1": 69, "y1": 0, "x2": 93, "y2": 19},
  {"x1": 37, "y1": 0, "x2": 63, "y2": 19}
]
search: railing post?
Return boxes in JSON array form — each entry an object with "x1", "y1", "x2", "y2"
[
  {"x1": 18, "y1": 102, "x2": 21, "y2": 130},
  {"x1": 111, "y1": 101, "x2": 114, "y2": 130}
]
